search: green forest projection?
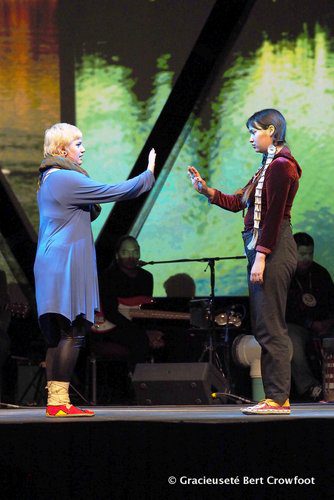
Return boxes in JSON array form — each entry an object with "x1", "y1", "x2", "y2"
[
  {"x1": 76, "y1": 26, "x2": 334, "y2": 296},
  {"x1": 76, "y1": 53, "x2": 173, "y2": 237}
]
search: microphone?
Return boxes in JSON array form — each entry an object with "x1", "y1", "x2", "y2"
[{"x1": 138, "y1": 260, "x2": 149, "y2": 267}]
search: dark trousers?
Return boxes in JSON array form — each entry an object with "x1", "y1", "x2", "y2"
[{"x1": 243, "y1": 221, "x2": 297, "y2": 404}]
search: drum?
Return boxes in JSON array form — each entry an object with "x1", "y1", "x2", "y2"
[{"x1": 322, "y1": 338, "x2": 334, "y2": 402}]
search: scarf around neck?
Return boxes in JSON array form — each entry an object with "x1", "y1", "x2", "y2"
[{"x1": 39, "y1": 154, "x2": 89, "y2": 180}]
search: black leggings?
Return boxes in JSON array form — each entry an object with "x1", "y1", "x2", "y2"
[{"x1": 39, "y1": 313, "x2": 90, "y2": 382}]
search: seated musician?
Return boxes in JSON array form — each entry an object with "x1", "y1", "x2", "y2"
[
  {"x1": 286, "y1": 232, "x2": 334, "y2": 401},
  {"x1": 92, "y1": 235, "x2": 164, "y2": 370}
]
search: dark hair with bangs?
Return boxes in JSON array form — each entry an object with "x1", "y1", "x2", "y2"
[
  {"x1": 240, "y1": 109, "x2": 287, "y2": 205},
  {"x1": 246, "y1": 108, "x2": 286, "y2": 145}
]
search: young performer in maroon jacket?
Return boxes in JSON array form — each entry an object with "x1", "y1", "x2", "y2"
[{"x1": 188, "y1": 109, "x2": 302, "y2": 414}]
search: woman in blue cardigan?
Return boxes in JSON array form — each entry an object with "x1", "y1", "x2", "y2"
[{"x1": 34, "y1": 123, "x2": 155, "y2": 417}]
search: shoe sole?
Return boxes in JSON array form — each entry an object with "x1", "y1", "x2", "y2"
[
  {"x1": 46, "y1": 413, "x2": 95, "y2": 418},
  {"x1": 241, "y1": 409, "x2": 290, "y2": 415}
]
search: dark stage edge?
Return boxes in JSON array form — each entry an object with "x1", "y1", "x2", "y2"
[
  {"x1": 1, "y1": 404, "x2": 334, "y2": 500},
  {"x1": 1, "y1": 402, "x2": 334, "y2": 424}
]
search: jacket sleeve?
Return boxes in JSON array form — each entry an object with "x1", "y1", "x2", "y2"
[
  {"x1": 211, "y1": 189, "x2": 245, "y2": 213},
  {"x1": 49, "y1": 170, "x2": 155, "y2": 207}
]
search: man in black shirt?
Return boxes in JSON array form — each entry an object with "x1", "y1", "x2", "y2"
[
  {"x1": 93, "y1": 236, "x2": 163, "y2": 369},
  {"x1": 286, "y1": 233, "x2": 334, "y2": 401}
]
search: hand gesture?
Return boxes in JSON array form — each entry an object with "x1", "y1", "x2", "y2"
[
  {"x1": 187, "y1": 166, "x2": 207, "y2": 194},
  {"x1": 146, "y1": 330, "x2": 165, "y2": 349},
  {"x1": 250, "y1": 252, "x2": 266, "y2": 284},
  {"x1": 147, "y1": 148, "x2": 156, "y2": 173}
]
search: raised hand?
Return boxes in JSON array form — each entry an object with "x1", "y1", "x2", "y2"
[
  {"x1": 147, "y1": 148, "x2": 156, "y2": 173},
  {"x1": 187, "y1": 166, "x2": 206, "y2": 194}
]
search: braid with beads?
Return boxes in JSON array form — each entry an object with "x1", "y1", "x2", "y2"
[{"x1": 247, "y1": 144, "x2": 277, "y2": 250}]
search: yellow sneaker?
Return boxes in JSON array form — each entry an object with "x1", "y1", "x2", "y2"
[{"x1": 241, "y1": 399, "x2": 290, "y2": 415}]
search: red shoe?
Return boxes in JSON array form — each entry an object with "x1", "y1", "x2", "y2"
[{"x1": 46, "y1": 404, "x2": 95, "y2": 417}]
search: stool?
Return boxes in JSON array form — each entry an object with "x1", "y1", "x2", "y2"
[
  {"x1": 15, "y1": 357, "x2": 89, "y2": 406},
  {"x1": 16, "y1": 360, "x2": 47, "y2": 405},
  {"x1": 86, "y1": 341, "x2": 130, "y2": 405}
]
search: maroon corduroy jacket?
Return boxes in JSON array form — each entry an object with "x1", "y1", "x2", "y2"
[{"x1": 211, "y1": 147, "x2": 302, "y2": 254}]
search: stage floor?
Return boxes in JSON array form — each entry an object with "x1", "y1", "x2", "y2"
[
  {"x1": 1, "y1": 403, "x2": 334, "y2": 499},
  {"x1": 1, "y1": 402, "x2": 334, "y2": 424}
]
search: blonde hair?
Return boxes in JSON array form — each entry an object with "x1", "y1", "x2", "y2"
[{"x1": 43, "y1": 123, "x2": 82, "y2": 157}]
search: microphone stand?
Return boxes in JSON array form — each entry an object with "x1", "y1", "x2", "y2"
[
  {"x1": 141, "y1": 255, "x2": 246, "y2": 267},
  {"x1": 142, "y1": 254, "x2": 249, "y2": 402},
  {"x1": 198, "y1": 258, "x2": 220, "y2": 369}
]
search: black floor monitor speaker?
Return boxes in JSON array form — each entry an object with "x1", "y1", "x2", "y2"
[{"x1": 132, "y1": 362, "x2": 228, "y2": 405}]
